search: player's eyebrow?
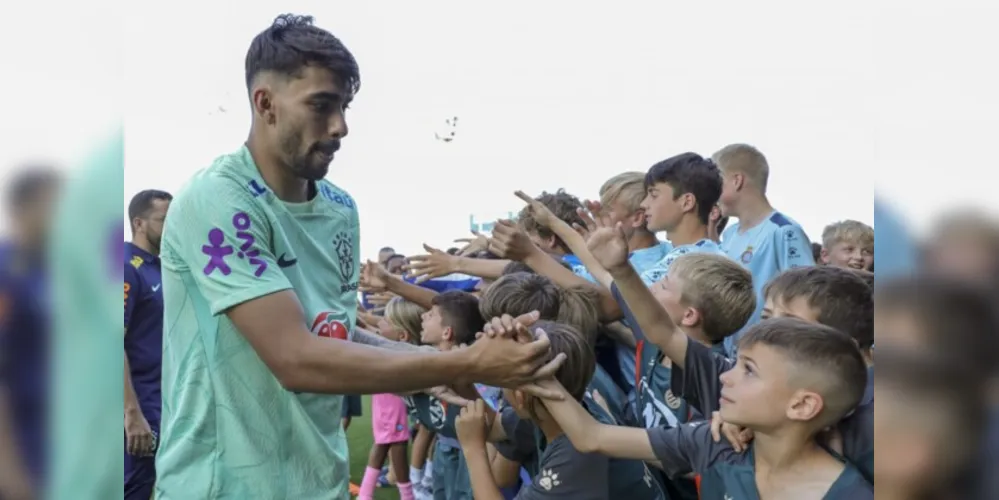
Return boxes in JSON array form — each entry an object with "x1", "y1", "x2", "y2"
[
  {"x1": 308, "y1": 91, "x2": 345, "y2": 103},
  {"x1": 738, "y1": 354, "x2": 760, "y2": 373}
]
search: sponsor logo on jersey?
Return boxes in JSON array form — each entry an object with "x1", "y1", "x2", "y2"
[{"x1": 311, "y1": 311, "x2": 350, "y2": 340}]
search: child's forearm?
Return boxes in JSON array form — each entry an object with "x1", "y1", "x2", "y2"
[
  {"x1": 386, "y1": 275, "x2": 438, "y2": 310},
  {"x1": 523, "y1": 248, "x2": 623, "y2": 321},
  {"x1": 462, "y1": 443, "x2": 506, "y2": 500},
  {"x1": 538, "y1": 381, "x2": 601, "y2": 453},
  {"x1": 609, "y1": 265, "x2": 688, "y2": 363},
  {"x1": 546, "y1": 218, "x2": 615, "y2": 289}
]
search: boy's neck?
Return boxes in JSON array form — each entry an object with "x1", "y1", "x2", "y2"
[
  {"x1": 752, "y1": 427, "x2": 827, "y2": 473},
  {"x1": 436, "y1": 339, "x2": 454, "y2": 352},
  {"x1": 628, "y1": 229, "x2": 659, "y2": 252},
  {"x1": 733, "y1": 195, "x2": 775, "y2": 231},
  {"x1": 536, "y1": 415, "x2": 565, "y2": 443},
  {"x1": 665, "y1": 217, "x2": 710, "y2": 247}
]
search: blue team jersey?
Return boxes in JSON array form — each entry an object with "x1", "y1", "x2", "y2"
[
  {"x1": 573, "y1": 241, "x2": 673, "y2": 284},
  {"x1": 873, "y1": 197, "x2": 916, "y2": 279},
  {"x1": 640, "y1": 240, "x2": 726, "y2": 286},
  {"x1": 720, "y1": 212, "x2": 814, "y2": 352},
  {"x1": 0, "y1": 243, "x2": 49, "y2": 486},
  {"x1": 124, "y1": 243, "x2": 164, "y2": 426}
]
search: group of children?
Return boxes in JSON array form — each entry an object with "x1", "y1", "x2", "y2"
[{"x1": 347, "y1": 143, "x2": 997, "y2": 499}]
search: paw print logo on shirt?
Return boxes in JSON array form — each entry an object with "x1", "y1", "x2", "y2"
[{"x1": 538, "y1": 469, "x2": 561, "y2": 491}]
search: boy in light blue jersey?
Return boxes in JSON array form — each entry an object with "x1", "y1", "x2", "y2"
[
  {"x1": 153, "y1": 15, "x2": 563, "y2": 500},
  {"x1": 712, "y1": 144, "x2": 814, "y2": 353},
  {"x1": 636, "y1": 153, "x2": 729, "y2": 286}
]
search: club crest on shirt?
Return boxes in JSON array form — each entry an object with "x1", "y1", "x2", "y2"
[
  {"x1": 784, "y1": 227, "x2": 798, "y2": 241},
  {"x1": 333, "y1": 231, "x2": 355, "y2": 279},
  {"x1": 130, "y1": 255, "x2": 144, "y2": 269},
  {"x1": 664, "y1": 389, "x2": 683, "y2": 410},
  {"x1": 740, "y1": 246, "x2": 754, "y2": 264},
  {"x1": 311, "y1": 311, "x2": 350, "y2": 340}
]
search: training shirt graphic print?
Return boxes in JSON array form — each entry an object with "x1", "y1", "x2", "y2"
[{"x1": 155, "y1": 145, "x2": 360, "y2": 500}]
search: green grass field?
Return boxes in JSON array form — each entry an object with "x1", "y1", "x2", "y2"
[{"x1": 346, "y1": 395, "x2": 400, "y2": 500}]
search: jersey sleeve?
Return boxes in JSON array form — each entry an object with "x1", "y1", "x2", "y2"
[
  {"x1": 645, "y1": 421, "x2": 736, "y2": 478},
  {"x1": 670, "y1": 340, "x2": 735, "y2": 419},
  {"x1": 163, "y1": 175, "x2": 293, "y2": 315},
  {"x1": 496, "y1": 406, "x2": 537, "y2": 462},
  {"x1": 515, "y1": 437, "x2": 609, "y2": 499},
  {"x1": 774, "y1": 224, "x2": 815, "y2": 270},
  {"x1": 124, "y1": 263, "x2": 140, "y2": 331}
]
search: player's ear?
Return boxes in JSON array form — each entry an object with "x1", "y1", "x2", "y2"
[
  {"x1": 399, "y1": 330, "x2": 410, "y2": 344},
  {"x1": 733, "y1": 172, "x2": 745, "y2": 191},
  {"x1": 819, "y1": 247, "x2": 831, "y2": 265},
  {"x1": 680, "y1": 306, "x2": 701, "y2": 329},
  {"x1": 628, "y1": 209, "x2": 646, "y2": 229},
  {"x1": 786, "y1": 389, "x2": 824, "y2": 422},
  {"x1": 250, "y1": 83, "x2": 277, "y2": 125},
  {"x1": 442, "y1": 326, "x2": 453, "y2": 342}
]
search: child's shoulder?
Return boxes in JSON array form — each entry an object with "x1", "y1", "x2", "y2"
[
  {"x1": 523, "y1": 435, "x2": 609, "y2": 498},
  {"x1": 646, "y1": 420, "x2": 748, "y2": 476}
]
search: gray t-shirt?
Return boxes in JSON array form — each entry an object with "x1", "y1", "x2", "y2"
[
  {"x1": 514, "y1": 434, "x2": 610, "y2": 499},
  {"x1": 669, "y1": 338, "x2": 734, "y2": 420},
  {"x1": 647, "y1": 421, "x2": 873, "y2": 500}
]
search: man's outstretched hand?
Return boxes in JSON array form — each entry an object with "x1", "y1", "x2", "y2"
[
  {"x1": 474, "y1": 312, "x2": 566, "y2": 400},
  {"x1": 465, "y1": 319, "x2": 566, "y2": 400}
]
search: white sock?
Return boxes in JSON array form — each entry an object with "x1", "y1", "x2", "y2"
[{"x1": 410, "y1": 466, "x2": 424, "y2": 485}]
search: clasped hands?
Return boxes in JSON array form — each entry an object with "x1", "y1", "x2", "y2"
[{"x1": 427, "y1": 311, "x2": 566, "y2": 407}]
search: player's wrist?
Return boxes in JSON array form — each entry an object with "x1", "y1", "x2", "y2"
[
  {"x1": 607, "y1": 262, "x2": 635, "y2": 279},
  {"x1": 443, "y1": 347, "x2": 478, "y2": 385}
]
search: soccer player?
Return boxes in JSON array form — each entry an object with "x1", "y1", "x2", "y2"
[
  {"x1": 123, "y1": 189, "x2": 172, "y2": 499},
  {"x1": 0, "y1": 167, "x2": 60, "y2": 499},
  {"x1": 153, "y1": 14, "x2": 560, "y2": 499},
  {"x1": 712, "y1": 144, "x2": 814, "y2": 352}
]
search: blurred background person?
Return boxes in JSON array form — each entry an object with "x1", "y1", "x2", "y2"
[{"x1": 0, "y1": 167, "x2": 61, "y2": 499}]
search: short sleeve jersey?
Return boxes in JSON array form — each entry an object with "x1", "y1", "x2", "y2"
[
  {"x1": 640, "y1": 240, "x2": 726, "y2": 286},
  {"x1": 647, "y1": 422, "x2": 873, "y2": 500},
  {"x1": 154, "y1": 145, "x2": 361, "y2": 500},
  {"x1": 720, "y1": 212, "x2": 814, "y2": 352}
]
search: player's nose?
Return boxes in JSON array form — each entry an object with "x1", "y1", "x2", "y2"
[{"x1": 328, "y1": 114, "x2": 348, "y2": 139}]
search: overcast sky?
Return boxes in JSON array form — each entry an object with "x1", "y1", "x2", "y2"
[{"x1": 2, "y1": 1, "x2": 997, "y2": 256}]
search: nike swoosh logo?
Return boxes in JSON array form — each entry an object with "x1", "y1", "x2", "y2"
[
  {"x1": 277, "y1": 254, "x2": 298, "y2": 268},
  {"x1": 152, "y1": 284, "x2": 161, "y2": 292}
]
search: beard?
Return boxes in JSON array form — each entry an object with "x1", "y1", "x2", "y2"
[{"x1": 278, "y1": 126, "x2": 338, "y2": 181}]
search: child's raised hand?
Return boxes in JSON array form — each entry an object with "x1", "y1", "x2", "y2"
[
  {"x1": 455, "y1": 399, "x2": 489, "y2": 446},
  {"x1": 586, "y1": 221, "x2": 630, "y2": 271},
  {"x1": 405, "y1": 244, "x2": 458, "y2": 283},
  {"x1": 710, "y1": 411, "x2": 753, "y2": 453},
  {"x1": 514, "y1": 190, "x2": 558, "y2": 229}
]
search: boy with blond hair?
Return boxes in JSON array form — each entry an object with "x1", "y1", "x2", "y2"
[
  {"x1": 820, "y1": 220, "x2": 874, "y2": 271},
  {"x1": 712, "y1": 144, "x2": 814, "y2": 353}
]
